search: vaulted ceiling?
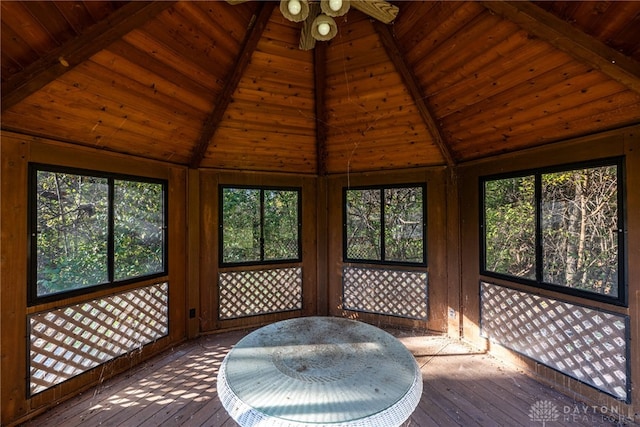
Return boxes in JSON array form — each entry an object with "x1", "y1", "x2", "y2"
[{"x1": 2, "y1": 1, "x2": 639, "y2": 175}]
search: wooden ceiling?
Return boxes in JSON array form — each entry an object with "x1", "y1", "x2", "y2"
[{"x1": 2, "y1": 1, "x2": 639, "y2": 175}]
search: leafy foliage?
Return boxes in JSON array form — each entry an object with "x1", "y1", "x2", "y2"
[
  {"x1": 264, "y1": 190, "x2": 299, "y2": 261},
  {"x1": 346, "y1": 189, "x2": 381, "y2": 260},
  {"x1": 114, "y1": 180, "x2": 165, "y2": 281},
  {"x1": 484, "y1": 176, "x2": 536, "y2": 279},
  {"x1": 484, "y1": 164, "x2": 619, "y2": 297},
  {"x1": 35, "y1": 170, "x2": 165, "y2": 298},
  {"x1": 542, "y1": 166, "x2": 618, "y2": 295},
  {"x1": 345, "y1": 186, "x2": 425, "y2": 263},
  {"x1": 384, "y1": 187, "x2": 424, "y2": 263},
  {"x1": 221, "y1": 187, "x2": 299, "y2": 264},
  {"x1": 222, "y1": 188, "x2": 260, "y2": 263},
  {"x1": 36, "y1": 172, "x2": 109, "y2": 295}
]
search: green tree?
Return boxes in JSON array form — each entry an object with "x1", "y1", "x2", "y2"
[
  {"x1": 264, "y1": 190, "x2": 299, "y2": 260},
  {"x1": 484, "y1": 164, "x2": 619, "y2": 297},
  {"x1": 542, "y1": 166, "x2": 618, "y2": 295},
  {"x1": 35, "y1": 170, "x2": 166, "y2": 297},
  {"x1": 484, "y1": 176, "x2": 536, "y2": 279},
  {"x1": 346, "y1": 189, "x2": 381, "y2": 260},
  {"x1": 222, "y1": 188, "x2": 261, "y2": 263},
  {"x1": 221, "y1": 188, "x2": 299, "y2": 263},
  {"x1": 114, "y1": 180, "x2": 165, "y2": 280},
  {"x1": 36, "y1": 171, "x2": 108, "y2": 295}
]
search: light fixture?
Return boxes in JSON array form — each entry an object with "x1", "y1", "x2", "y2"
[
  {"x1": 311, "y1": 14, "x2": 338, "y2": 41},
  {"x1": 320, "y1": 0, "x2": 350, "y2": 17},
  {"x1": 280, "y1": 0, "x2": 309, "y2": 22},
  {"x1": 281, "y1": 0, "x2": 340, "y2": 43},
  {"x1": 227, "y1": 0, "x2": 399, "y2": 50}
]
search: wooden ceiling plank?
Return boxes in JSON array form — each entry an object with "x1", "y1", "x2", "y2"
[
  {"x1": 1, "y1": 1, "x2": 177, "y2": 112},
  {"x1": 24, "y1": 2, "x2": 75, "y2": 42},
  {"x1": 444, "y1": 62, "x2": 606, "y2": 133},
  {"x1": 431, "y1": 46, "x2": 571, "y2": 118},
  {"x1": 456, "y1": 103, "x2": 640, "y2": 162},
  {"x1": 53, "y1": 1, "x2": 97, "y2": 35},
  {"x1": 106, "y1": 39, "x2": 216, "y2": 101},
  {"x1": 1, "y1": 23, "x2": 39, "y2": 70},
  {"x1": 189, "y1": 3, "x2": 276, "y2": 168},
  {"x1": 372, "y1": 21, "x2": 456, "y2": 167},
  {"x1": 481, "y1": 1, "x2": 640, "y2": 95}
]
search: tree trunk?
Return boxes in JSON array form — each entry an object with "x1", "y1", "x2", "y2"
[
  {"x1": 54, "y1": 174, "x2": 69, "y2": 256},
  {"x1": 564, "y1": 172, "x2": 584, "y2": 286}
]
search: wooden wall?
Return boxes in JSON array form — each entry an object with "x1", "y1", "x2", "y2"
[
  {"x1": 196, "y1": 170, "x2": 319, "y2": 332},
  {"x1": 2, "y1": 124, "x2": 639, "y2": 423},
  {"x1": 326, "y1": 167, "x2": 451, "y2": 333},
  {"x1": 458, "y1": 125, "x2": 640, "y2": 418},
  {"x1": 0, "y1": 131, "x2": 189, "y2": 425},
  {"x1": 0, "y1": 130, "x2": 323, "y2": 424}
]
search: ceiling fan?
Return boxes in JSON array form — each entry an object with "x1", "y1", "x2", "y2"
[{"x1": 226, "y1": 0, "x2": 399, "y2": 50}]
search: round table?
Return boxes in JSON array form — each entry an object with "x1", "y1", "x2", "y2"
[{"x1": 217, "y1": 316, "x2": 422, "y2": 427}]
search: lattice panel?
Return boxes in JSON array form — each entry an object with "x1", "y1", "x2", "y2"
[
  {"x1": 218, "y1": 267, "x2": 302, "y2": 319},
  {"x1": 29, "y1": 282, "x2": 169, "y2": 395},
  {"x1": 481, "y1": 282, "x2": 629, "y2": 402},
  {"x1": 343, "y1": 266, "x2": 428, "y2": 320}
]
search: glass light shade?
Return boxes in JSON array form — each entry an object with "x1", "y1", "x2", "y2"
[
  {"x1": 329, "y1": 0, "x2": 342, "y2": 12},
  {"x1": 311, "y1": 14, "x2": 337, "y2": 41},
  {"x1": 317, "y1": 22, "x2": 331, "y2": 36},
  {"x1": 288, "y1": 0, "x2": 301, "y2": 15},
  {"x1": 280, "y1": 0, "x2": 309, "y2": 22},
  {"x1": 320, "y1": 0, "x2": 350, "y2": 18}
]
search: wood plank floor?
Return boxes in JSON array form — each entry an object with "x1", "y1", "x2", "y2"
[{"x1": 22, "y1": 325, "x2": 634, "y2": 426}]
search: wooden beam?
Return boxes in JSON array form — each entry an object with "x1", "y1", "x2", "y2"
[
  {"x1": 351, "y1": 0, "x2": 399, "y2": 24},
  {"x1": 481, "y1": 1, "x2": 640, "y2": 95},
  {"x1": 189, "y1": 3, "x2": 275, "y2": 168},
  {"x1": 1, "y1": 2, "x2": 176, "y2": 112},
  {"x1": 314, "y1": 43, "x2": 328, "y2": 175},
  {"x1": 373, "y1": 21, "x2": 456, "y2": 167}
]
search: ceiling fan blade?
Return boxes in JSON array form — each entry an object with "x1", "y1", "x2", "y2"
[
  {"x1": 226, "y1": 0, "x2": 250, "y2": 4},
  {"x1": 351, "y1": 0, "x2": 398, "y2": 24}
]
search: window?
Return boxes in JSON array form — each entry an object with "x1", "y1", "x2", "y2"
[
  {"x1": 29, "y1": 165, "x2": 168, "y2": 305},
  {"x1": 344, "y1": 185, "x2": 426, "y2": 265},
  {"x1": 220, "y1": 186, "x2": 301, "y2": 266},
  {"x1": 481, "y1": 158, "x2": 626, "y2": 305}
]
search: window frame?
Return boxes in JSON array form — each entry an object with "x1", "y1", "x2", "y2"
[
  {"x1": 480, "y1": 157, "x2": 627, "y2": 306},
  {"x1": 342, "y1": 183, "x2": 427, "y2": 267},
  {"x1": 28, "y1": 163, "x2": 169, "y2": 306},
  {"x1": 218, "y1": 185, "x2": 302, "y2": 267}
]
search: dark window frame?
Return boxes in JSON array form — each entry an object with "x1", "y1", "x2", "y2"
[
  {"x1": 28, "y1": 163, "x2": 169, "y2": 306},
  {"x1": 480, "y1": 157, "x2": 627, "y2": 307},
  {"x1": 218, "y1": 185, "x2": 302, "y2": 267},
  {"x1": 343, "y1": 183, "x2": 427, "y2": 267}
]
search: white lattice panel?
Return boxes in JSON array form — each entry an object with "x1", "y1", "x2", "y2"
[
  {"x1": 481, "y1": 282, "x2": 629, "y2": 401},
  {"x1": 218, "y1": 267, "x2": 303, "y2": 319},
  {"x1": 343, "y1": 266, "x2": 428, "y2": 320},
  {"x1": 29, "y1": 282, "x2": 169, "y2": 395}
]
